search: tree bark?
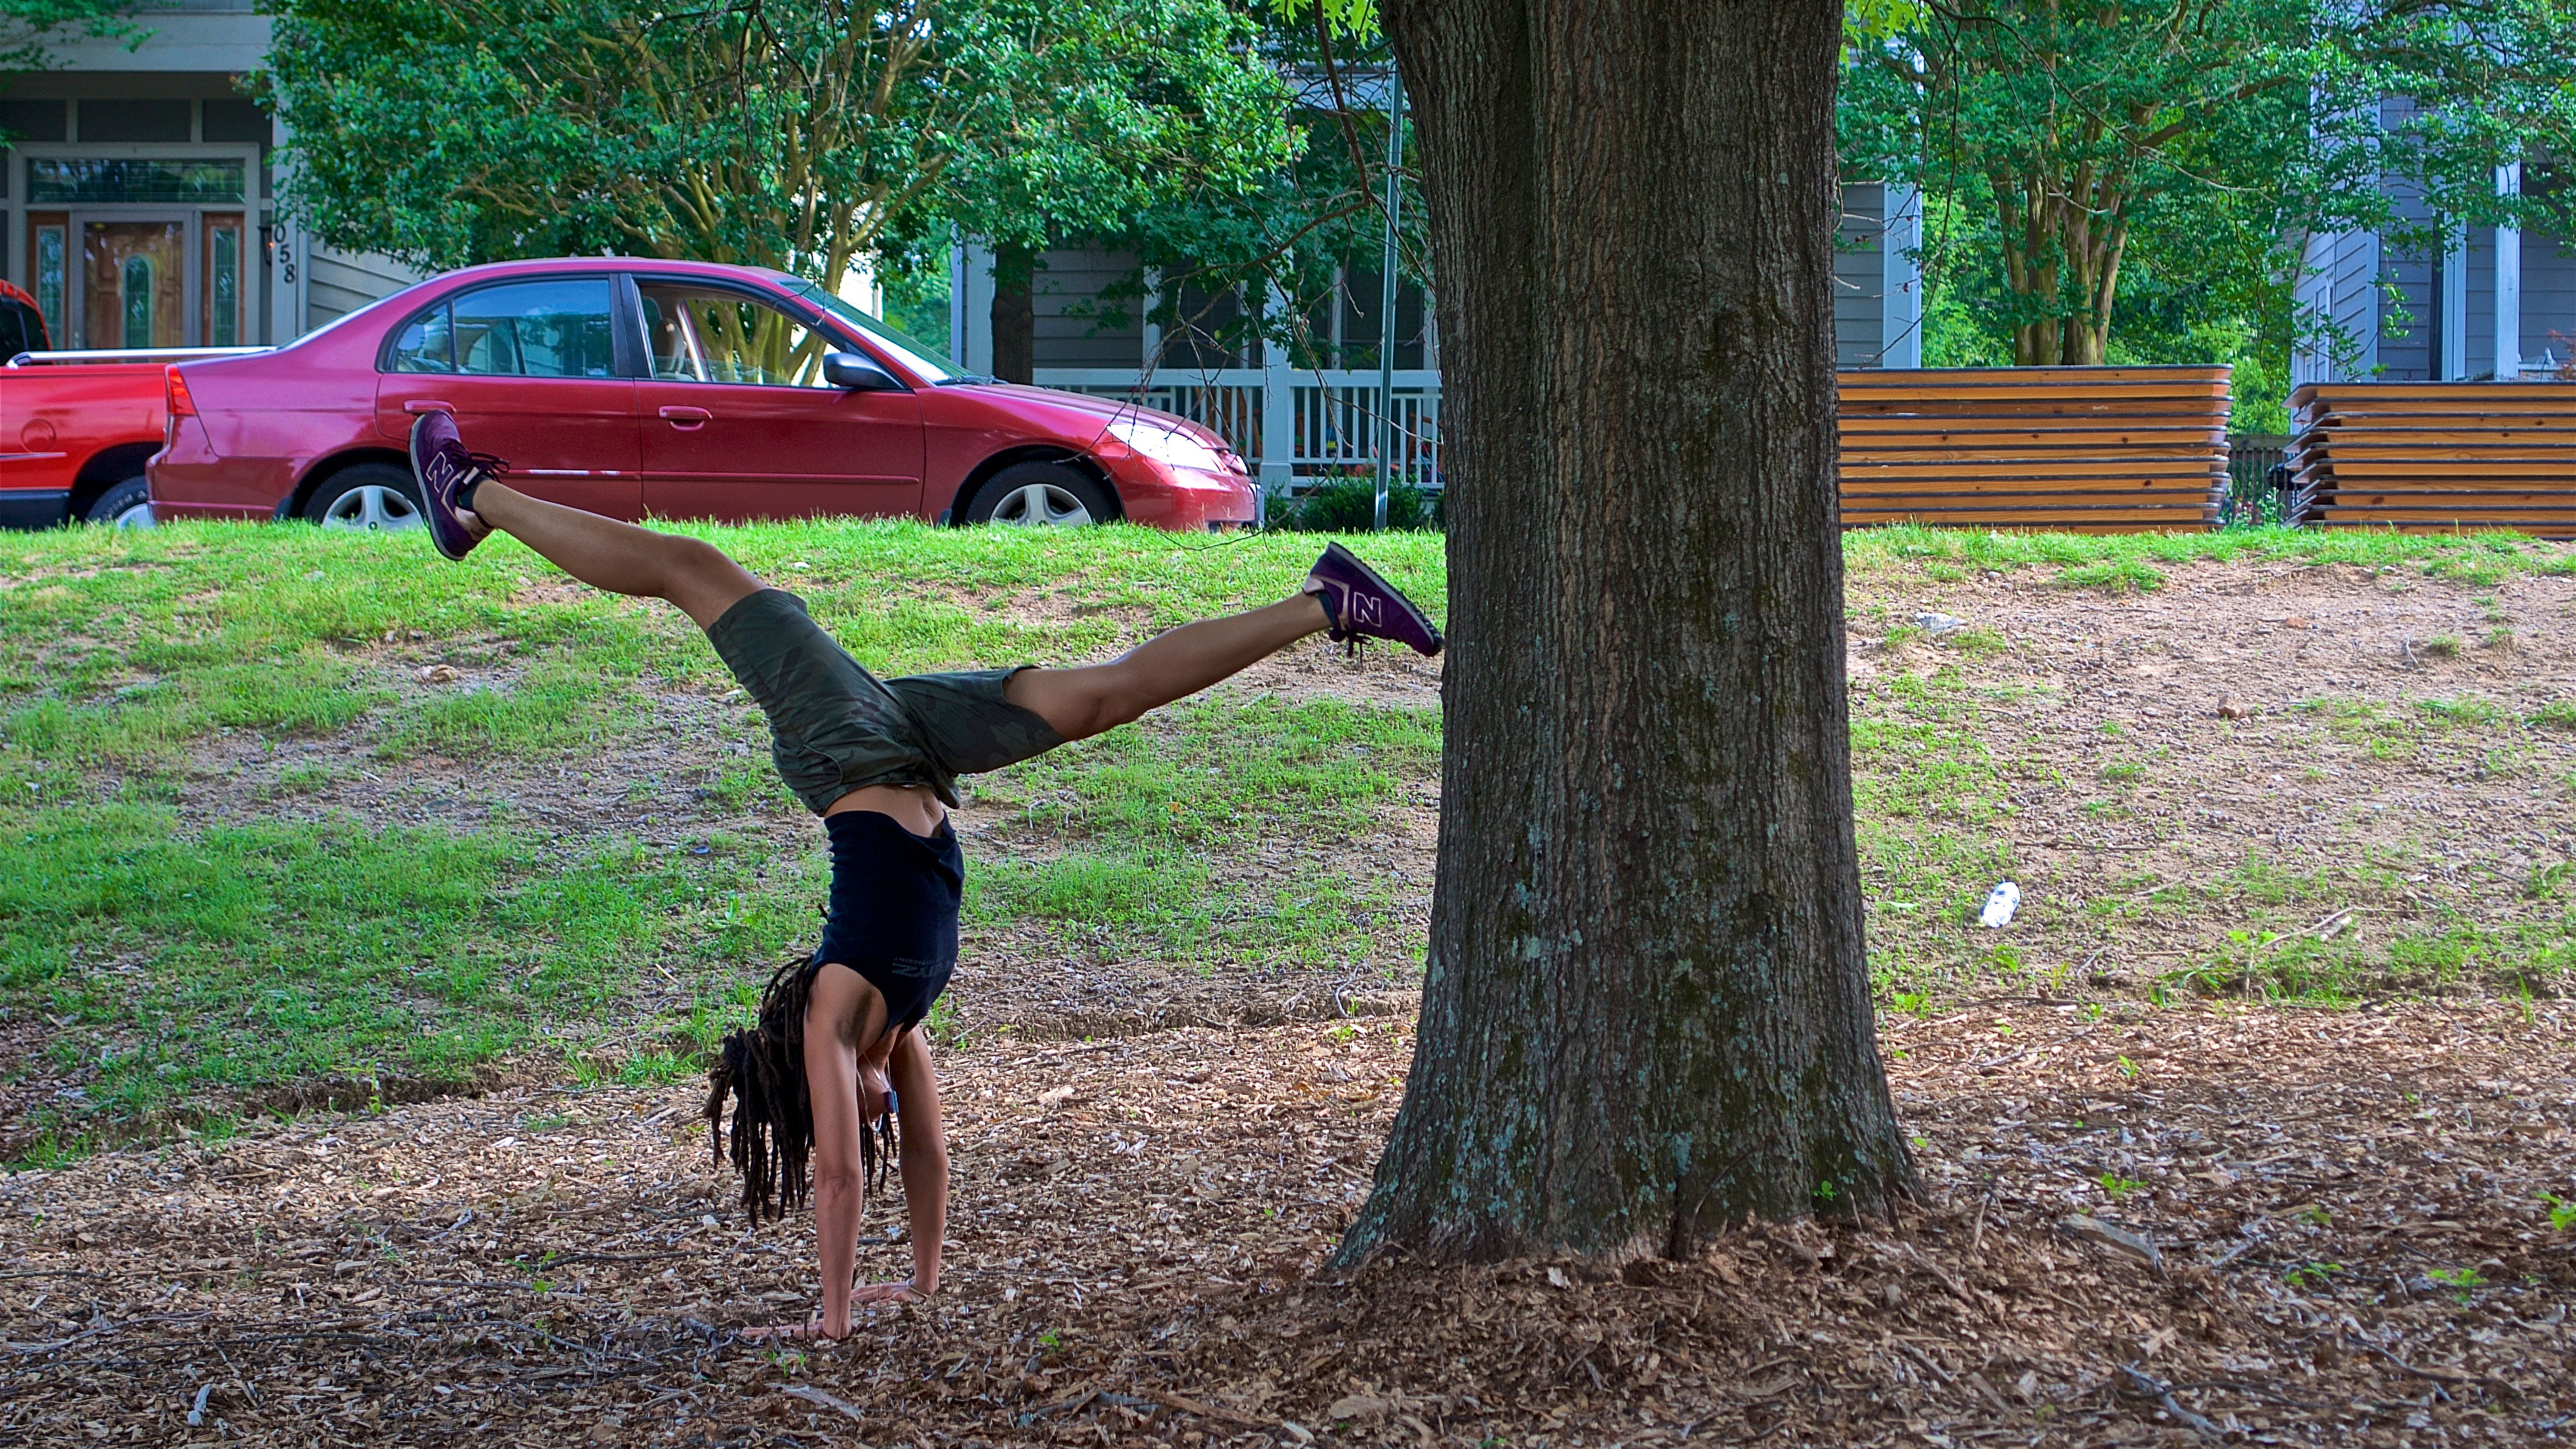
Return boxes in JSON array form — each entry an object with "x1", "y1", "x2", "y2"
[
  {"x1": 1340, "y1": 0, "x2": 1912, "y2": 1266},
  {"x1": 991, "y1": 243, "x2": 1037, "y2": 384}
]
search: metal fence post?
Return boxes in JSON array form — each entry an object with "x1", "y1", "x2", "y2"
[{"x1": 1375, "y1": 71, "x2": 1405, "y2": 531}]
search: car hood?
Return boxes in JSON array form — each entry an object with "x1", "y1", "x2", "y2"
[{"x1": 949, "y1": 382, "x2": 1229, "y2": 451}]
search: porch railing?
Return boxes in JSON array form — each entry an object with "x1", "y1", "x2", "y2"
[{"x1": 1031, "y1": 367, "x2": 1443, "y2": 492}]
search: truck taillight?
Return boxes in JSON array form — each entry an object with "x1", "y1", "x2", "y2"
[{"x1": 164, "y1": 366, "x2": 197, "y2": 418}]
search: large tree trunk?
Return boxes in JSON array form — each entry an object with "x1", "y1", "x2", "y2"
[
  {"x1": 990, "y1": 243, "x2": 1036, "y2": 385},
  {"x1": 1341, "y1": 0, "x2": 1912, "y2": 1266}
]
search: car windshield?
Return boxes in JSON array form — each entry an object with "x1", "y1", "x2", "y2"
[{"x1": 778, "y1": 277, "x2": 973, "y2": 383}]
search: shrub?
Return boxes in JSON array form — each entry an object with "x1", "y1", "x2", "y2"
[{"x1": 1268, "y1": 478, "x2": 1441, "y2": 533}]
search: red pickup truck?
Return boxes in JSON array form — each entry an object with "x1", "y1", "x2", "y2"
[{"x1": 2, "y1": 280, "x2": 263, "y2": 528}]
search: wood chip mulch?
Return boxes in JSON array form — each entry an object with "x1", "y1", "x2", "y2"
[{"x1": 4, "y1": 1002, "x2": 2570, "y2": 1446}]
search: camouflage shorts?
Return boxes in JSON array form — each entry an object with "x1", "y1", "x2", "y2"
[{"x1": 705, "y1": 589, "x2": 1065, "y2": 815}]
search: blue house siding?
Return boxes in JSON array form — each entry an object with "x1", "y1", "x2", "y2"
[
  {"x1": 2331, "y1": 229, "x2": 2382, "y2": 377},
  {"x1": 2521, "y1": 233, "x2": 2576, "y2": 367},
  {"x1": 1835, "y1": 182, "x2": 1889, "y2": 367}
]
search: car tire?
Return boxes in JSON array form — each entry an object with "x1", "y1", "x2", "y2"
[
  {"x1": 83, "y1": 477, "x2": 155, "y2": 529},
  {"x1": 962, "y1": 462, "x2": 1115, "y2": 527},
  {"x1": 304, "y1": 463, "x2": 426, "y2": 534}
]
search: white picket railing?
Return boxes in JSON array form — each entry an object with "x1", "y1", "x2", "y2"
[{"x1": 1032, "y1": 366, "x2": 1443, "y2": 492}]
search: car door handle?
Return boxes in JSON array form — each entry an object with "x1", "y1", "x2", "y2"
[
  {"x1": 402, "y1": 399, "x2": 455, "y2": 415},
  {"x1": 659, "y1": 406, "x2": 712, "y2": 428}
]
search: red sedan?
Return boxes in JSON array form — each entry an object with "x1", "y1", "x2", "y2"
[{"x1": 151, "y1": 258, "x2": 1255, "y2": 532}]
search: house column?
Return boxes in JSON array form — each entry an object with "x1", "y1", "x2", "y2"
[
  {"x1": 952, "y1": 239, "x2": 997, "y2": 375},
  {"x1": 2497, "y1": 163, "x2": 2523, "y2": 380},
  {"x1": 2441, "y1": 220, "x2": 2468, "y2": 381},
  {"x1": 948, "y1": 237, "x2": 968, "y2": 364},
  {"x1": 1880, "y1": 183, "x2": 1922, "y2": 369},
  {"x1": 1140, "y1": 268, "x2": 1164, "y2": 378},
  {"x1": 1258, "y1": 280, "x2": 1296, "y2": 498}
]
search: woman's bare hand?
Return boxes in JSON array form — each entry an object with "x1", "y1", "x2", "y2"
[{"x1": 850, "y1": 1277, "x2": 929, "y2": 1305}]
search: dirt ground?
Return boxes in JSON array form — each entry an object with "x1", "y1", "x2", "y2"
[
  {"x1": 9, "y1": 561, "x2": 2576, "y2": 1445},
  {"x1": 4, "y1": 999, "x2": 2569, "y2": 1446}
]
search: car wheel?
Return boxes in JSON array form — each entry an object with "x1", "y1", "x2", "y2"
[
  {"x1": 305, "y1": 464, "x2": 426, "y2": 534},
  {"x1": 963, "y1": 462, "x2": 1114, "y2": 527},
  {"x1": 83, "y1": 477, "x2": 155, "y2": 529}
]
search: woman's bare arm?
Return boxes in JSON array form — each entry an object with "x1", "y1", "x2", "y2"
[
  {"x1": 857, "y1": 1029, "x2": 948, "y2": 1301},
  {"x1": 746, "y1": 963, "x2": 883, "y2": 1341}
]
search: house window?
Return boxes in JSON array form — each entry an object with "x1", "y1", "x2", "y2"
[
  {"x1": 1162, "y1": 280, "x2": 1261, "y2": 370},
  {"x1": 1295, "y1": 266, "x2": 1430, "y2": 370},
  {"x1": 33, "y1": 219, "x2": 66, "y2": 342},
  {"x1": 28, "y1": 157, "x2": 246, "y2": 205},
  {"x1": 205, "y1": 217, "x2": 243, "y2": 347},
  {"x1": 121, "y1": 255, "x2": 155, "y2": 348}
]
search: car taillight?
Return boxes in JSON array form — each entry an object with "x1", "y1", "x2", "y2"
[{"x1": 165, "y1": 366, "x2": 197, "y2": 418}]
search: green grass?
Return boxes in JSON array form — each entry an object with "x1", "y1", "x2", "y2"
[
  {"x1": 0, "y1": 521, "x2": 1446, "y2": 776},
  {"x1": 2054, "y1": 558, "x2": 2166, "y2": 594},
  {"x1": 963, "y1": 694, "x2": 1436, "y2": 973},
  {"x1": 0, "y1": 801, "x2": 821, "y2": 1146},
  {"x1": 1843, "y1": 521, "x2": 2574, "y2": 582},
  {"x1": 5, "y1": 518, "x2": 2573, "y2": 1150}
]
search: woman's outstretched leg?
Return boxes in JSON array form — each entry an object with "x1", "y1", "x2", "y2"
[
  {"x1": 468, "y1": 481, "x2": 763, "y2": 629},
  {"x1": 1006, "y1": 594, "x2": 1328, "y2": 740},
  {"x1": 1006, "y1": 543, "x2": 1441, "y2": 741},
  {"x1": 411, "y1": 410, "x2": 761, "y2": 629}
]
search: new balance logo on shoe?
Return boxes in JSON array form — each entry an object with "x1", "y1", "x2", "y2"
[{"x1": 1302, "y1": 542, "x2": 1442, "y2": 657}]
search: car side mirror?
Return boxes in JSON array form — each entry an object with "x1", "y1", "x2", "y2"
[{"x1": 823, "y1": 351, "x2": 902, "y2": 391}]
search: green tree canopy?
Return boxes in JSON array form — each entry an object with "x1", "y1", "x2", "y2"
[
  {"x1": 1840, "y1": 0, "x2": 2576, "y2": 367},
  {"x1": 1085, "y1": 7, "x2": 1430, "y2": 376},
  {"x1": 0, "y1": 1, "x2": 136, "y2": 101},
  {"x1": 259, "y1": 0, "x2": 1296, "y2": 288}
]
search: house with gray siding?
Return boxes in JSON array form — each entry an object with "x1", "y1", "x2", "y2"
[
  {"x1": 0, "y1": 1, "x2": 419, "y2": 352},
  {"x1": 2295, "y1": 109, "x2": 2576, "y2": 384},
  {"x1": 950, "y1": 181, "x2": 1925, "y2": 491}
]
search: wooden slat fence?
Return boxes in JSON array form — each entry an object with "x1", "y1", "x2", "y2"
[
  {"x1": 1837, "y1": 366, "x2": 2230, "y2": 533},
  {"x1": 2286, "y1": 382, "x2": 2576, "y2": 537}
]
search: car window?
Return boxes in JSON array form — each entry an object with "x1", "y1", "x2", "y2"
[
  {"x1": 637, "y1": 283, "x2": 831, "y2": 387},
  {"x1": 387, "y1": 279, "x2": 617, "y2": 378},
  {"x1": 387, "y1": 305, "x2": 455, "y2": 373},
  {"x1": 780, "y1": 276, "x2": 966, "y2": 381}
]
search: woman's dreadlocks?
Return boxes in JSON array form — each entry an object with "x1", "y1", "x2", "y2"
[{"x1": 704, "y1": 953, "x2": 901, "y2": 1224}]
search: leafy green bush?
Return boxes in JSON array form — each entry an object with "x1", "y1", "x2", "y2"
[{"x1": 1268, "y1": 478, "x2": 1441, "y2": 533}]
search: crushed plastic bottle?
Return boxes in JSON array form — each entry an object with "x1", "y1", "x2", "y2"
[{"x1": 1979, "y1": 881, "x2": 2021, "y2": 928}]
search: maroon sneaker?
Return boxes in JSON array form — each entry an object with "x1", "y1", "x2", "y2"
[
  {"x1": 1304, "y1": 542, "x2": 1443, "y2": 656},
  {"x1": 406, "y1": 411, "x2": 506, "y2": 562}
]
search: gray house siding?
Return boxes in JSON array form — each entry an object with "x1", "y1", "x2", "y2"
[
  {"x1": 2296, "y1": 122, "x2": 2576, "y2": 384},
  {"x1": 3, "y1": 7, "x2": 428, "y2": 347},
  {"x1": 2521, "y1": 233, "x2": 2576, "y2": 366},
  {"x1": 2378, "y1": 251, "x2": 2434, "y2": 380},
  {"x1": 304, "y1": 246, "x2": 424, "y2": 331},
  {"x1": 1030, "y1": 248, "x2": 1143, "y2": 369},
  {"x1": 1835, "y1": 182, "x2": 1888, "y2": 368},
  {"x1": 2331, "y1": 229, "x2": 2382, "y2": 377}
]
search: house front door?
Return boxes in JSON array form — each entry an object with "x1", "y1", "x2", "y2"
[{"x1": 74, "y1": 214, "x2": 189, "y2": 350}]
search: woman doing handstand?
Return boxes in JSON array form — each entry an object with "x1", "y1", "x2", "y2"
[{"x1": 406, "y1": 412, "x2": 1440, "y2": 1341}]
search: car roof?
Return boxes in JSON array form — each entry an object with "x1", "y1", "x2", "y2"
[{"x1": 430, "y1": 257, "x2": 799, "y2": 288}]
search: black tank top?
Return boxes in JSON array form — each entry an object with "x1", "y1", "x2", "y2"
[{"x1": 812, "y1": 809, "x2": 963, "y2": 1036}]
